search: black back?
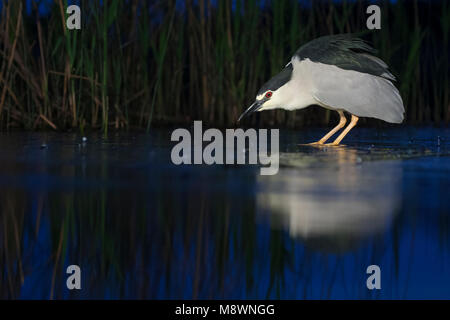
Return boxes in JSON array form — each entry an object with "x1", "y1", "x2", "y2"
[{"x1": 293, "y1": 34, "x2": 395, "y2": 80}]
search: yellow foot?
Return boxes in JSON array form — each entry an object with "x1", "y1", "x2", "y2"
[
  {"x1": 308, "y1": 141, "x2": 324, "y2": 145},
  {"x1": 299, "y1": 141, "x2": 324, "y2": 146},
  {"x1": 323, "y1": 142, "x2": 343, "y2": 146}
]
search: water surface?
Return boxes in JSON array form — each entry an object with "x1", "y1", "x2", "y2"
[{"x1": 0, "y1": 127, "x2": 449, "y2": 299}]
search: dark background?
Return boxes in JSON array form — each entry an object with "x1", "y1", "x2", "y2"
[
  {"x1": 1, "y1": 1, "x2": 450, "y2": 300},
  {"x1": 0, "y1": 0, "x2": 448, "y2": 133}
]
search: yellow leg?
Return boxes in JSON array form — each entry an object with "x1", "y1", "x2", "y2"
[
  {"x1": 309, "y1": 110, "x2": 346, "y2": 145},
  {"x1": 326, "y1": 114, "x2": 359, "y2": 146}
]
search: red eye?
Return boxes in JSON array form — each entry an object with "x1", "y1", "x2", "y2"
[{"x1": 265, "y1": 91, "x2": 272, "y2": 98}]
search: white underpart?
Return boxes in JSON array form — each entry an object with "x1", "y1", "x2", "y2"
[{"x1": 259, "y1": 57, "x2": 404, "y2": 124}]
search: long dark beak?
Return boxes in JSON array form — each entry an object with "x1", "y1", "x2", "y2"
[{"x1": 237, "y1": 101, "x2": 262, "y2": 122}]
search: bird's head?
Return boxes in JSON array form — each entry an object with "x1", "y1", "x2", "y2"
[{"x1": 238, "y1": 63, "x2": 293, "y2": 122}]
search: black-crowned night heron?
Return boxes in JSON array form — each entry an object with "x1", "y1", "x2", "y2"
[{"x1": 238, "y1": 34, "x2": 404, "y2": 145}]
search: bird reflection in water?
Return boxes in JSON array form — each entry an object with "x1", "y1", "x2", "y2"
[{"x1": 256, "y1": 146, "x2": 402, "y2": 252}]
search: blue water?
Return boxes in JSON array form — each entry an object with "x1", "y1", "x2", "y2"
[{"x1": 0, "y1": 127, "x2": 449, "y2": 299}]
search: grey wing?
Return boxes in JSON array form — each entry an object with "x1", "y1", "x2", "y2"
[{"x1": 310, "y1": 63, "x2": 404, "y2": 123}]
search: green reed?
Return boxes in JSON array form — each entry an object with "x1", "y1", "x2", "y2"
[{"x1": 0, "y1": 0, "x2": 448, "y2": 131}]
